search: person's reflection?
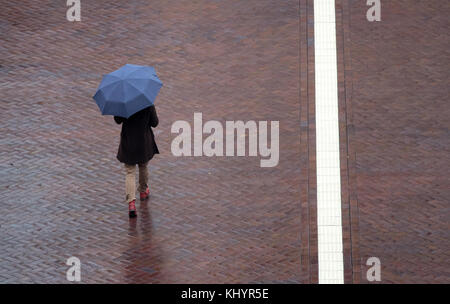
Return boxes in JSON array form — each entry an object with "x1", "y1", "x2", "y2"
[{"x1": 123, "y1": 200, "x2": 164, "y2": 283}]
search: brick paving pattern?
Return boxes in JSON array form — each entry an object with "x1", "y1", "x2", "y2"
[
  {"x1": 0, "y1": 0, "x2": 302, "y2": 283},
  {"x1": 339, "y1": 0, "x2": 450, "y2": 283},
  {"x1": 299, "y1": 0, "x2": 319, "y2": 283},
  {"x1": 1, "y1": 0, "x2": 449, "y2": 284}
]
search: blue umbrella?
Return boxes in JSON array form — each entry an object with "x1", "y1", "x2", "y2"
[{"x1": 93, "y1": 64, "x2": 163, "y2": 118}]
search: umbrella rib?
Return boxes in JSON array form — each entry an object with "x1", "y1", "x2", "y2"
[
  {"x1": 99, "y1": 79, "x2": 122, "y2": 92},
  {"x1": 124, "y1": 80, "x2": 148, "y2": 96},
  {"x1": 126, "y1": 66, "x2": 148, "y2": 78},
  {"x1": 122, "y1": 80, "x2": 144, "y2": 102},
  {"x1": 125, "y1": 80, "x2": 159, "y2": 104},
  {"x1": 126, "y1": 77, "x2": 162, "y2": 85}
]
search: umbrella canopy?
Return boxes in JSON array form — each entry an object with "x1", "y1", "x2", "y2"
[{"x1": 93, "y1": 64, "x2": 163, "y2": 118}]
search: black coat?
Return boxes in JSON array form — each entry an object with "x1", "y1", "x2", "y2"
[{"x1": 114, "y1": 105, "x2": 159, "y2": 165}]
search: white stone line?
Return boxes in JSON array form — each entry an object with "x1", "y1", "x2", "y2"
[{"x1": 314, "y1": 0, "x2": 344, "y2": 284}]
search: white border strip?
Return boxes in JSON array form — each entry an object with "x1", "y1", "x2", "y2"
[{"x1": 314, "y1": 0, "x2": 344, "y2": 284}]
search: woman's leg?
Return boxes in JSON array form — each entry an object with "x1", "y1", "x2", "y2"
[
  {"x1": 138, "y1": 161, "x2": 149, "y2": 194},
  {"x1": 124, "y1": 163, "x2": 136, "y2": 203}
]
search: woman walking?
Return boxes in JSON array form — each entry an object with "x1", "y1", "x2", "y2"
[
  {"x1": 114, "y1": 105, "x2": 159, "y2": 218},
  {"x1": 93, "y1": 64, "x2": 163, "y2": 218}
]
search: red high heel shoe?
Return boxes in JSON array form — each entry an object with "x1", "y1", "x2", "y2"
[
  {"x1": 129, "y1": 199, "x2": 137, "y2": 218},
  {"x1": 140, "y1": 186, "x2": 150, "y2": 201}
]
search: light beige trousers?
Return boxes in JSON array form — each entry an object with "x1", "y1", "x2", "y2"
[{"x1": 124, "y1": 161, "x2": 149, "y2": 203}]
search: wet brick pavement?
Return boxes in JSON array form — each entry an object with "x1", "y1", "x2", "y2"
[
  {"x1": 1, "y1": 0, "x2": 449, "y2": 284},
  {"x1": 0, "y1": 0, "x2": 302, "y2": 283},
  {"x1": 338, "y1": 0, "x2": 450, "y2": 283}
]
